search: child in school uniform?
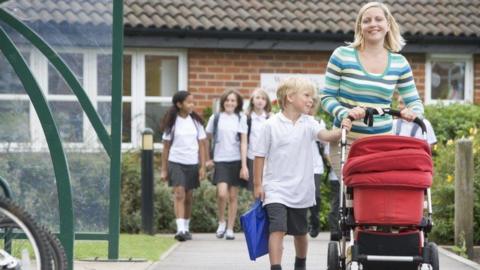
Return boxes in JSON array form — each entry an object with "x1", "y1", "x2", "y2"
[
  {"x1": 253, "y1": 77, "x2": 352, "y2": 270},
  {"x1": 307, "y1": 96, "x2": 328, "y2": 238},
  {"x1": 205, "y1": 89, "x2": 249, "y2": 240},
  {"x1": 160, "y1": 91, "x2": 207, "y2": 242},
  {"x1": 246, "y1": 88, "x2": 272, "y2": 192}
]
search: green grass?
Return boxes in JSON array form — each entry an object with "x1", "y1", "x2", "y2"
[{"x1": 74, "y1": 234, "x2": 176, "y2": 261}]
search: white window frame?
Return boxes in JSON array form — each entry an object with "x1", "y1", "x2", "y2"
[
  {"x1": 425, "y1": 54, "x2": 474, "y2": 105},
  {"x1": 122, "y1": 48, "x2": 188, "y2": 150},
  {"x1": 0, "y1": 47, "x2": 187, "y2": 152}
]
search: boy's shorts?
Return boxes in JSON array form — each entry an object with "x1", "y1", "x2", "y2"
[{"x1": 265, "y1": 203, "x2": 308, "y2": 235}]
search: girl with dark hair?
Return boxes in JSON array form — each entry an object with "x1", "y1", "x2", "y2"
[
  {"x1": 205, "y1": 89, "x2": 249, "y2": 240},
  {"x1": 161, "y1": 90, "x2": 207, "y2": 242}
]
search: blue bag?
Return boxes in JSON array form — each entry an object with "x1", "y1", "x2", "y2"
[{"x1": 240, "y1": 200, "x2": 269, "y2": 261}]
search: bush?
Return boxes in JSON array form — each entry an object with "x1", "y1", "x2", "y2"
[
  {"x1": 424, "y1": 104, "x2": 480, "y2": 245},
  {"x1": 120, "y1": 151, "x2": 256, "y2": 233}
]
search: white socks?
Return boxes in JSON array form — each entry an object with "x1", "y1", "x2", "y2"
[
  {"x1": 185, "y1": 219, "x2": 190, "y2": 232},
  {"x1": 217, "y1": 221, "x2": 226, "y2": 233},
  {"x1": 176, "y1": 218, "x2": 186, "y2": 233}
]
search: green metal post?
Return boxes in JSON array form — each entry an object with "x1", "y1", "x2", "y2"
[
  {"x1": 108, "y1": 0, "x2": 123, "y2": 259},
  {"x1": 0, "y1": 25, "x2": 74, "y2": 269}
]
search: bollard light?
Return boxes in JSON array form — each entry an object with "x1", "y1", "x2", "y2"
[
  {"x1": 141, "y1": 128, "x2": 154, "y2": 235},
  {"x1": 142, "y1": 128, "x2": 154, "y2": 150}
]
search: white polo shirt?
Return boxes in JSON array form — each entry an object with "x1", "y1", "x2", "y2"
[
  {"x1": 162, "y1": 115, "x2": 206, "y2": 165},
  {"x1": 206, "y1": 112, "x2": 248, "y2": 162},
  {"x1": 247, "y1": 111, "x2": 268, "y2": 160},
  {"x1": 392, "y1": 118, "x2": 437, "y2": 145},
  {"x1": 253, "y1": 113, "x2": 322, "y2": 208}
]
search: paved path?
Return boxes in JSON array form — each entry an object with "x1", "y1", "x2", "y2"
[{"x1": 150, "y1": 233, "x2": 480, "y2": 270}]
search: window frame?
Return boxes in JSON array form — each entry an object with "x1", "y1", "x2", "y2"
[
  {"x1": 0, "y1": 47, "x2": 188, "y2": 151},
  {"x1": 122, "y1": 48, "x2": 187, "y2": 150},
  {"x1": 425, "y1": 54, "x2": 474, "y2": 105}
]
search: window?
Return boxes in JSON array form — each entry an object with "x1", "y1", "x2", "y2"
[
  {"x1": 0, "y1": 48, "x2": 187, "y2": 151},
  {"x1": 0, "y1": 51, "x2": 31, "y2": 147},
  {"x1": 425, "y1": 54, "x2": 474, "y2": 104},
  {"x1": 124, "y1": 49, "x2": 187, "y2": 148},
  {"x1": 47, "y1": 53, "x2": 84, "y2": 143}
]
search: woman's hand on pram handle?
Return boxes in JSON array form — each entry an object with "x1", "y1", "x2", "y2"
[
  {"x1": 400, "y1": 107, "x2": 416, "y2": 122},
  {"x1": 347, "y1": 106, "x2": 366, "y2": 120}
]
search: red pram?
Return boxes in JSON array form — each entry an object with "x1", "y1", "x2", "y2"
[
  {"x1": 343, "y1": 135, "x2": 433, "y2": 225},
  {"x1": 326, "y1": 109, "x2": 439, "y2": 270}
]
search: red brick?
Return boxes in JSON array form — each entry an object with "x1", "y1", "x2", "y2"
[
  {"x1": 233, "y1": 74, "x2": 249, "y2": 80},
  {"x1": 215, "y1": 74, "x2": 233, "y2": 80},
  {"x1": 226, "y1": 81, "x2": 241, "y2": 87},
  {"x1": 208, "y1": 67, "x2": 224, "y2": 73},
  {"x1": 199, "y1": 74, "x2": 215, "y2": 80},
  {"x1": 207, "y1": 81, "x2": 224, "y2": 86},
  {"x1": 190, "y1": 67, "x2": 206, "y2": 73},
  {"x1": 190, "y1": 80, "x2": 206, "y2": 86},
  {"x1": 242, "y1": 81, "x2": 259, "y2": 88}
]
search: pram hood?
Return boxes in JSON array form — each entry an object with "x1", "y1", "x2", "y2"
[{"x1": 343, "y1": 135, "x2": 433, "y2": 189}]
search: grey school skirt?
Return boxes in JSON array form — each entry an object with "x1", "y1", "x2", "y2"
[
  {"x1": 213, "y1": 160, "x2": 248, "y2": 188},
  {"x1": 168, "y1": 161, "x2": 200, "y2": 191}
]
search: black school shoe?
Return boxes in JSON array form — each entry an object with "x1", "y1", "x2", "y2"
[
  {"x1": 174, "y1": 232, "x2": 187, "y2": 242},
  {"x1": 308, "y1": 226, "x2": 319, "y2": 238},
  {"x1": 184, "y1": 231, "x2": 192, "y2": 240}
]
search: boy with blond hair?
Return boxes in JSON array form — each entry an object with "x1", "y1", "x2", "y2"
[{"x1": 253, "y1": 77, "x2": 351, "y2": 270}]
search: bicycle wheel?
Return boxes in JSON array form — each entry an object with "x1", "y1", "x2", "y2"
[
  {"x1": 0, "y1": 197, "x2": 51, "y2": 270},
  {"x1": 42, "y1": 227, "x2": 68, "y2": 270}
]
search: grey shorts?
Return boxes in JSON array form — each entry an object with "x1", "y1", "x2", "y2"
[
  {"x1": 265, "y1": 203, "x2": 308, "y2": 235},
  {"x1": 168, "y1": 161, "x2": 200, "y2": 191},
  {"x1": 213, "y1": 161, "x2": 248, "y2": 188}
]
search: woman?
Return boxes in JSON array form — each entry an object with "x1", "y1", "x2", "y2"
[{"x1": 320, "y1": 1, "x2": 425, "y2": 186}]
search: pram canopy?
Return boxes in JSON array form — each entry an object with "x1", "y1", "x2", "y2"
[{"x1": 343, "y1": 135, "x2": 433, "y2": 189}]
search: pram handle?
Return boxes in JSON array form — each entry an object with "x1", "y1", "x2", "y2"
[
  {"x1": 380, "y1": 108, "x2": 427, "y2": 135},
  {"x1": 345, "y1": 107, "x2": 427, "y2": 135}
]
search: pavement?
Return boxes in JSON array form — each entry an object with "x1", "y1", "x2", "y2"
[{"x1": 74, "y1": 233, "x2": 480, "y2": 270}]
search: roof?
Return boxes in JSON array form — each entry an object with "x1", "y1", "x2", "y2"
[
  {"x1": 2, "y1": 0, "x2": 479, "y2": 40},
  {"x1": 124, "y1": 0, "x2": 480, "y2": 39}
]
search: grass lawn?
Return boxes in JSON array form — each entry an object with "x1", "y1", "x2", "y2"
[{"x1": 74, "y1": 234, "x2": 176, "y2": 261}]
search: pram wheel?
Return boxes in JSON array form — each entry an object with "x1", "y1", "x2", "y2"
[
  {"x1": 327, "y1": 241, "x2": 340, "y2": 270},
  {"x1": 427, "y1": 242, "x2": 439, "y2": 270}
]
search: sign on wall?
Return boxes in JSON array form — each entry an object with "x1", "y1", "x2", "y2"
[{"x1": 260, "y1": 73, "x2": 325, "y2": 101}]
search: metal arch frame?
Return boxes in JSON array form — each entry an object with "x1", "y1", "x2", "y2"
[{"x1": 0, "y1": 0, "x2": 123, "y2": 267}]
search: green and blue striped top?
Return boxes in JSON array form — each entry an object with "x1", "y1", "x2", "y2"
[{"x1": 320, "y1": 46, "x2": 424, "y2": 138}]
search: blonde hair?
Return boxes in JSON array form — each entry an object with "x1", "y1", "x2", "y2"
[
  {"x1": 276, "y1": 77, "x2": 315, "y2": 110},
  {"x1": 350, "y1": 1, "x2": 405, "y2": 52},
  {"x1": 247, "y1": 88, "x2": 272, "y2": 115}
]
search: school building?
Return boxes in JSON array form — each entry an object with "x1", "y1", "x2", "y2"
[{"x1": 1, "y1": 0, "x2": 480, "y2": 150}]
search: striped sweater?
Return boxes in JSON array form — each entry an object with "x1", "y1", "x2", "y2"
[{"x1": 320, "y1": 46, "x2": 424, "y2": 138}]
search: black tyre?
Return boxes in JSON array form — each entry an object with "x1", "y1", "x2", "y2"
[
  {"x1": 43, "y1": 227, "x2": 68, "y2": 270},
  {"x1": 0, "y1": 197, "x2": 52, "y2": 270},
  {"x1": 328, "y1": 241, "x2": 340, "y2": 270},
  {"x1": 428, "y1": 242, "x2": 439, "y2": 270}
]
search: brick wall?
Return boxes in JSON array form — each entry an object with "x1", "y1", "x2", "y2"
[
  {"x1": 188, "y1": 49, "x2": 330, "y2": 112},
  {"x1": 187, "y1": 49, "x2": 434, "y2": 113},
  {"x1": 404, "y1": 54, "x2": 426, "y2": 99}
]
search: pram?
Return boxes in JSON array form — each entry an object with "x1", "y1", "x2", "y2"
[{"x1": 327, "y1": 108, "x2": 439, "y2": 270}]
